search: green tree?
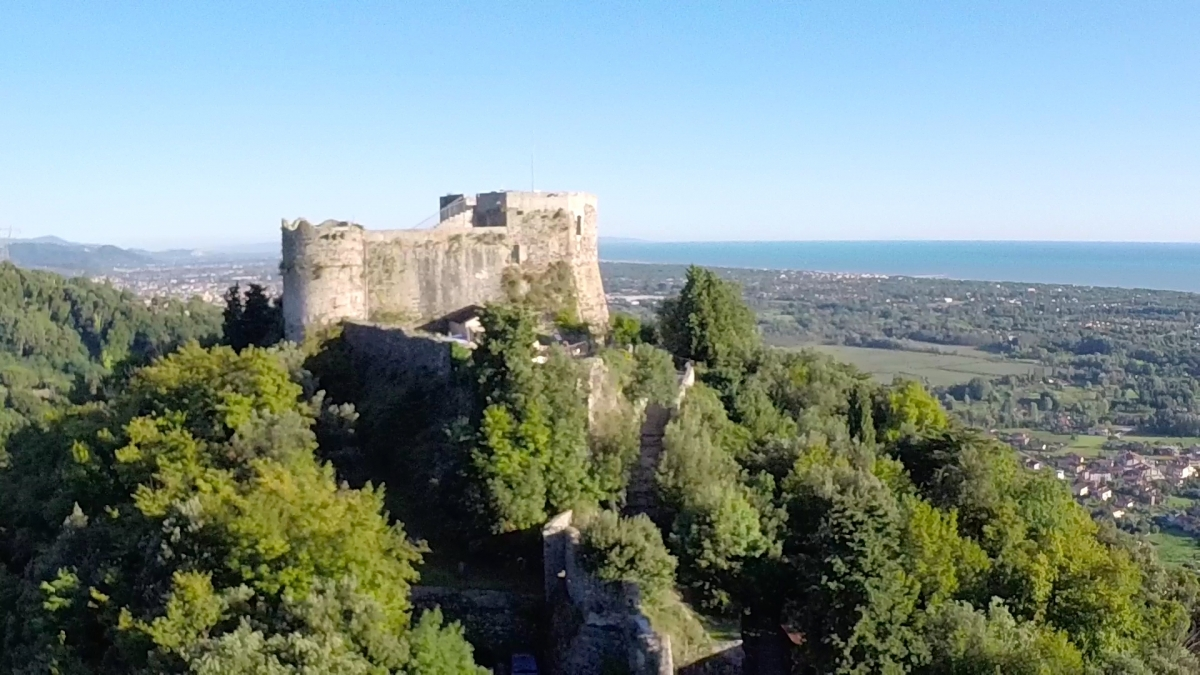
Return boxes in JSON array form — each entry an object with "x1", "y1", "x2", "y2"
[
  {"x1": 627, "y1": 343, "x2": 679, "y2": 406},
  {"x1": 539, "y1": 348, "x2": 598, "y2": 513},
  {"x1": 890, "y1": 429, "x2": 1195, "y2": 664},
  {"x1": 918, "y1": 599, "x2": 1085, "y2": 675},
  {"x1": 658, "y1": 266, "x2": 759, "y2": 369},
  {"x1": 471, "y1": 403, "x2": 550, "y2": 533},
  {"x1": 0, "y1": 263, "x2": 220, "y2": 448},
  {"x1": 966, "y1": 377, "x2": 992, "y2": 402},
  {"x1": 609, "y1": 313, "x2": 643, "y2": 347},
  {"x1": 878, "y1": 380, "x2": 950, "y2": 442},
  {"x1": 898, "y1": 495, "x2": 989, "y2": 607},
  {"x1": 781, "y1": 449, "x2": 924, "y2": 673},
  {"x1": 658, "y1": 385, "x2": 774, "y2": 610},
  {"x1": 222, "y1": 283, "x2": 245, "y2": 349},
  {"x1": 223, "y1": 283, "x2": 283, "y2": 351},
  {"x1": 472, "y1": 304, "x2": 539, "y2": 411},
  {"x1": 579, "y1": 510, "x2": 678, "y2": 598},
  {"x1": 0, "y1": 343, "x2": 482, "y2": 673},
  {"x1": 465, "y1": 304, "x2": 600, "y2": 533},
  {"x1": 848, "y1": 384, "x2": 877, "y2": 445}
]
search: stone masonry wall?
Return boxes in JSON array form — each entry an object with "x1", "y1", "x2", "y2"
[
  {"x1": 281, "y1": 191, "x2": 609, "y2": 342},
  {"x1": 410, "y1": 587, "x2": 542, "y2": 667},
  {"x1": 543, "y1": 511, "x2": 673, "y2": 675},
  {"x1": 281, "y1": 219, "x2": 368, "y2": 341},
  {"x1": 363, "y1": 228, "x2": 512, "y2": 325},
  {"x1": 338, "y1": 322, "x2": 454, "y2": 390}
]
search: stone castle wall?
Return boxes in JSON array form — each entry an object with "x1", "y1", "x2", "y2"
[
  {"x1": 281, "y1": 220, "x2": 368, "y2": 341},
  {"x1": 281, "y1": 191, "x2": 609, "y2": 341},
  {"x1": 410, "y1": 587, "x2": 543, "y2": 667},
  {"x1": 362, "y1": 228, "x2": 512, "y2": 326},
  {"x1": 338, "y1": 322, "x2": 455, "y2": 388},
  {"x1": 543, "y1": 511, "x2": 673, "y2": 675}
]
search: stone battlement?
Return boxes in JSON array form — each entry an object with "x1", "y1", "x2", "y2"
[{"x1": 281, "y1": 191, "x2": 609, "y2": 341}]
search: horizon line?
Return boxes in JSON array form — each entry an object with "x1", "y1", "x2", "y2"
[
  {"x1": 601, "y1": 238, "x2": 1200, "y2": 246},
  {"x1": 11, "y1": 235, "x2": 1200, "y2": 251}
]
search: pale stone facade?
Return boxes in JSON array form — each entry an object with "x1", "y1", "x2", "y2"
[{"x1": 281, "y1": 190, "x2": 610, "y2": 341}]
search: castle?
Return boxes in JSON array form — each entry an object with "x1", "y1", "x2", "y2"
[{"x1": 281, "y1": 191, "x2": 610, "y2": 341}]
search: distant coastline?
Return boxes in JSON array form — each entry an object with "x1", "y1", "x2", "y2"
[{"x1": 599, "y1": 240, "x2": 1200, "y2": 293}]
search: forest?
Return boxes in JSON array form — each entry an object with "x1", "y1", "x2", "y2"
[
  {"x1": 4, "y1": 261, "x2": 1200, "y2": 673},
  {"x1": 0, "y1": 263, "x2": 223, "y2": 453},
  {"x1": 0, "y1": 269, "x2": 482, "y2": 672}
]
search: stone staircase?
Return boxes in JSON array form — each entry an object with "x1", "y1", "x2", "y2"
[
  {"x1": 625, "y1": 402, "x2": 672, "y2": 519},
  {"x1": 623, "y1": 361, "x2": 695, "y2": 520}
]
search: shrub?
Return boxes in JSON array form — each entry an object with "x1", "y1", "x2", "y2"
[
  {"x1": 579, "y1": 510, "x2": 677, "y2": 598},
  {"x1": 628, "y1": 344, "x2": 679, "y2": 406},
  {"x1": 610, "y1": 313, "x2": 643, "y2": 347}
]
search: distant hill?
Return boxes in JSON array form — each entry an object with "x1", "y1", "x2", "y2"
[
  {"x1": 6, "y1": 242, "x2": 154, "y2": 272},
  {"x1": 22, "y1": 235, "x2": 76, "y2": 246},
  {"x1": 2, "y1": 237, "x2": 278, "y2": 273}
]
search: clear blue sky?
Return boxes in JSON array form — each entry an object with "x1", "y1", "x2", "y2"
[{"x1": 2, "y1": 1, "x2": 1197, "y2": 247}]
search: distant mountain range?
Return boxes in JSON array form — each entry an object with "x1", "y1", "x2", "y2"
[
  {"x1": 2, "y1": 236, "x2": 644, "y2": 275},
  {"x1": 1, "y1": 237, "x2": 278, "y2": 274}
]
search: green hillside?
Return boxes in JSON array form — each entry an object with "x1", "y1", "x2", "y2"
[{"x1": 0, "y1": 262, "x2": 221, "y2": 449}]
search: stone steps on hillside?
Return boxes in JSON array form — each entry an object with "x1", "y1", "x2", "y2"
[{"x1": 625, "y1": 403, "x2": 672, "y2": 519}]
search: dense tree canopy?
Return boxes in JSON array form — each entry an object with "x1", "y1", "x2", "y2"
[
  {"x1": 0, "y1": 262, "x2": 221, "y2": 452},
  {"x1": 222, "y1": 283, "x2": 283, "y2": 352},
  {"x1": 463, "y1": 304, "x2": 599, "y2": 533},
  {"x1": 0, "y1": 343, "x2": 483, "y2": 673},
  {"x1": 10, "y1": 261, "x2": 1200, "y2": 673},
  {"x1": 579, "y1": 510, "x2": 677, "y2": 598},
  {"x1": 640, "y1": 267, "x2": 1200, "y2": 672},
  {"x1": 658, "y1": 266, "x2": 759, "y2": 370}
]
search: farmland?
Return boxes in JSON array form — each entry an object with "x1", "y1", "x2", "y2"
[
  {"x1": 791, "y1": 343, "x2": 1036, "y2": 387},
  {"x1": 1147, "y1": 531, "x2": 1200, "y2": 568},
  {"x1": 1002, "y1": 428, "x2": 1200, "y2": 456}
]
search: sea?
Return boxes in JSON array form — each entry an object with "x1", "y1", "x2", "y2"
[{"x1": 598, "y1": 240, "x2": 1200, "y2": 294}]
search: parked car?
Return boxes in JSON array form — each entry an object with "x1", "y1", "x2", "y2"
[{"x1": 510, "y1": 653, "x2": 538, "y2": 674}]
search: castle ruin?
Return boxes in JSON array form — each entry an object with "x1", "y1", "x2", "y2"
[{"x1": 281, "y1": 191, "x2": 609, "y2": 341}]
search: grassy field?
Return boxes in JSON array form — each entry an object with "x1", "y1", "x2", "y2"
[
  {"x1": 1003, "y1": 429, "x2": 1200, "y2": 456},
  {"x1": 1165, "y1": 495, "x2": 1196, "y2": 510},
  {"x1": 795, "y1": 344, "x2": 1037, "y2": 387},
  {"x1": 1001, "y1": 430, "x2": 1108, "y2": 456},
  {"x1": 1147, "y1": 531, "x2": 1200, "y2": 567}
]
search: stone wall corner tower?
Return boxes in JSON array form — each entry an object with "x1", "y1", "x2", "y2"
[
  {"x1": 281, "y1": 191, "x2": 609, "y2": 342},
  {"x1": 280, "y1": 218, "x2": 368, "y2": 341}
]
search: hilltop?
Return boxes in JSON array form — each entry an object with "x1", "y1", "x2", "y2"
[{"x1": 1, "y1": 236, "x2": 276, "y2": 274}]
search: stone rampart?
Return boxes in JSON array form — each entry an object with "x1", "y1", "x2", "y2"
[
  {"x1": 338, "y1": 322, "x2": 454, "y2": 390},
  {"x1": 542, "y1": 511, "x2": 673, "y2": 675},
  {"x1": 281, "y1": 219, "x2": 367, "y2": 341},
  {"x1": 410, "y1": 587, "x2": 543, "y2": 667},
  {"x1": 363, "y1": 228, "x2": 511, "y2": 326},
  {"x1": 282, "y1": 190, "x2": 609, "y2": 342}
]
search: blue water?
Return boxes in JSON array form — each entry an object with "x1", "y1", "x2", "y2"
[{"x1": 599, "y1": 240, "x2": 1200, "y2": 293}]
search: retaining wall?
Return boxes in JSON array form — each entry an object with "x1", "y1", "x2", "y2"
[{"x1": 542, "y1": 511, "x2": 673, "y2": 675}]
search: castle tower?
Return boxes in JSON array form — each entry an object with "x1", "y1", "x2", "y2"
[
  {"x1": 281, "y1": 219, "x2": 367, "y2": 341},
  {"x1": 279, "y1": 191, "x2": 610, "y2": 340},
  {"x1": 564, "y1": 194, "x2": 608, "y2": 329}
]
